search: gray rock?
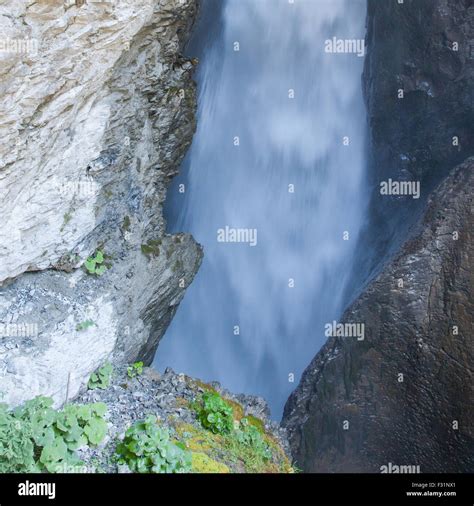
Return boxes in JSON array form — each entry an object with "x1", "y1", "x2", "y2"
[{"x1": 0, "y1": 0, "x2": 202, "y2": 408}]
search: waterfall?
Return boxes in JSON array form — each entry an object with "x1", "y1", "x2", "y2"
[{"x1": 154, "y1": 0, "x2": 368, "y2": 419}]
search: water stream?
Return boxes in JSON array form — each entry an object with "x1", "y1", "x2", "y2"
[{"x1": 154, "y1": 0, "x2": 368, "y2": 419}]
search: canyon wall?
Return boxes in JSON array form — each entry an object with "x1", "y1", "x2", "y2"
[
  {"x1": 355, "y1": 0, "x2": 474, "y2": 286},
  {"x1": 283, "y1": 0, "x2": 474, "y2": 472},
  {"x1": 0, "y1": 0, "x2": 202, "y2": 407}
]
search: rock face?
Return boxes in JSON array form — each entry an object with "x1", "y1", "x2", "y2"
[
  {"x1": 74, "y1": 366, "x2": 293, "y2": 474},
  {"x1": 282, "y1": 0, "x2": 474, "y2": 472},
  {"x1": 0, "y1": 0, "x2": 202, "y2": 407},
  {"x1": 283, "y1": 159, "x2": 474, "y2": 473},
  {"x1": 354, "y1": 0, "x2": 474, "y2": 286}
]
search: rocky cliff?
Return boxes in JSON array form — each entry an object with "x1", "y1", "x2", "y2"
[
  {"x1": 282, "y1": 0, "x2": 474, "y2": 472},
  {"x1": 354, "y1": 0, "x2": 474, "y2": 286},
  {"x1": 0, "y1": 0, "x2": 202, "y2": 407},
  {"x1": 283, "y1": 159, "x2": 474, "y2": 472}
]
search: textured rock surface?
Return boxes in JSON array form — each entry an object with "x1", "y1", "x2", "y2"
[
  {"x1": 0, "y1": 0, "x2": 202, "y2": 407},
  {"x1": 354, "y1": 0, "x2": 474, "y2": 286},
  {"x1": 282, "y1": 159, "x2": 474, "y2": 472},
  {"x1": 74, "y1": 366, "x2": 293, "y2": 473},
  {"x1": 364, "y1": 0, "x2": 474, "y2": 184},
  {"x1": 282, "y1": 1, "x2": 474, "y2": 472}
]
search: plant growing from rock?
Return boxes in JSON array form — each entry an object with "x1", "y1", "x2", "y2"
[
  {"x1": 195, "y1": 391, "x2": 234, "y2": 435},
  {"x1": 116, "y1": 416, "x2": 191, "y2": 473},
  {"x1": 127, "y1": 361, "x2": 144, "y2": 379},
  {"x1": 234, "y1": 418, "x2": 272, "y2": 461},
  {"x1": 88, "y1": 362, "x2": 113, "y2": 390},
  {"x1": 76, "y1": 320, "x2": 96, "y2": 332},
  {"x1": 140, "y1": 239, "x2": 162, "y2": 258},
  {"x1": 84, "y1": 250, "x2": 107, "y2": 276},
  {"x1": 0, "y1": 397, "x2": 108, "y2": 473}
]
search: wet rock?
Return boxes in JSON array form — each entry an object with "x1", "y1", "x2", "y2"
[{"x1": 283, "y1": 160, "x2": 474, "y2": 472}]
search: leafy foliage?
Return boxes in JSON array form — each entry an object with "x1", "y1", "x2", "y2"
[
  {"x1": 127, "y1": 361, "x2": 144, "y2": 379},
  {"x1": 196, "y1": 392, "x2": 234, "y2": 435},
  {"x1": 84, "y1": 250, "x2": 107, "y2": 276},
  {"x1": 88, "y1": 362, "x2": 113, "y2": 390},
  {"x1": 0, "y1": 397, "x2": 108, "y2": 473},
  {"x1": 76, "y1": 320, "x2": 96, "y2": 332},
  {"x1": 234, "y1": 418, "x2": 272, "y2": 461},
  {"x1": 116, "y1": 416, "x2": 191, "y2": 473}
]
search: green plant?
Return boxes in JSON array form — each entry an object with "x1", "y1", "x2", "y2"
[
  {"x1": 122, "y1": 215, "x2": 131, "y2": 232},
  {"x1": 127, "y1": 361, "x2": 144, "y2": 379},
  {"x1": 235, "y1": 418, "x2": 272, "y2": 461},
  {"x1": 84, "y1": 250, "x2": 107, "y2": 276},
  {"x1": 76, "y1": 320, "x2": 96, "y2": 332},
  {"x1": 0, "y1": 397, "x2": 108, "y2": 473},
  {"x1": 88, "y1": 362, "x2": 113, "y2": 390},
  {"x1": 195, "y1": 392, "x2": 234, "y2": 435},
  {"x1": 61, "y1": 211, "x2": 72, "y2": 231},
  {"x1": 116, "y1": 416, "x2": 191, "y2": 473},
  {"x1": 140, "y1": 239, "x2": 161, "y2": 258}
]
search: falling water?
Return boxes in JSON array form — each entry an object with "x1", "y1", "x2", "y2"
[{"x1": 154, "y1": 0, "x2": 368, "y2": 419}]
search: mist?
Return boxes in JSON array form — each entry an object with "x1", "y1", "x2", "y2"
[{"x1": 155, "y1": 0, "x2": 368, "y2": 419}]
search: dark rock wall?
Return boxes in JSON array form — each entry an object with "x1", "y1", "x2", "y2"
[
  {"x1": 282, "y1": 0, "x2": 474, "y2": 472},
  {"x1": 353, "y1": 0, "x2": 474, "y2": 288},
  {"x1": 283, "y1": 160, "x2": 474, "y2": 472}
]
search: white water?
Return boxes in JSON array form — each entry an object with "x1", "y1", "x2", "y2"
[{"x1": 155, "y1": 0, "x2": 368, "y2": 419}]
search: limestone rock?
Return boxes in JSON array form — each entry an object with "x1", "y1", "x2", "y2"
[{"x1": 0, "y1": 0, "x2": 202, "y2": 407}]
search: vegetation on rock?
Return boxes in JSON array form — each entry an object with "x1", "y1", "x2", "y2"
[
  {"x1": 84, "y1": 250, "x2": 107, "y2": 276},
  {"x1": 116, "y1": 416, "x2": 191, "y2": 473},
  {"x1": 0, "y1": 397, "x2": 108, "y2": 473},
  {"x1": 88, "y1": 363, "x2": 114, "y2": 390}
]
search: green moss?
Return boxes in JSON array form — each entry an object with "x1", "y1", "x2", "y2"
[
  {"x1": 225, "y1": 399, "x2": 245, "y2": 422},
  {"x1": 141, "y1": 239, "x2": 162, "y2": 258},
  {"x1": 192, "y1": 452, "x2": 229, "y2": 474},
  {"x1": 122, "y1": 216, "x2": 131, "y2": 232},
  {"x1": 173, "y1": 417, "x2": 293, "y2": 474},
  {"x1": 60, "y1": 211, "x2": 72, "y2": 232},
  {"x1": 189, "y1": 379, "x2": 217, "y2": 393},
  {"x1": 172, "y1": 259, "x2": 183, "y2": 273},
  {"x1": 246, "y1": 415, "x2": 265, "y2": 433}
]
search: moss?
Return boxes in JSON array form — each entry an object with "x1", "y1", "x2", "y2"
[
  {"x1": 60, "y1": 212, "x2": 72, "y2": 232},
  {"x1": 174, "y1": 397, "x2": 188, "y2": 408},
  {"x1": 246, "y1": 415, "x2": 265, "y2": 433},
  {"x1": 166, "y1": 244, "x2": 176, "y2": 259},
  {"x1": 189, "y1": 379, "x2": 216, "y2": 393},
  {"x1": 122, "y1": 215, "x2": 131, "y2": 232},
  {"x1": 174, "y1": 420, "x2": 292, "y2": 474},
  {"x1": 192, "y1": 453, "x2": 229, "y2": 474},
  {"x1": 63, "y1": 212, "x2": 72, "y2": 225},
  {"x1": 172, "y1": 259, "x2": 183, "y2": 273},
  {"x1": 140, "y1": 239, "x2": 161, "y2": 258},
  {"x1": 226, "y1": 399, "x2": 245, "y2": 422},
  {"x1": 175, "y1": 423, "x2": 218, "y2": 453}
]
